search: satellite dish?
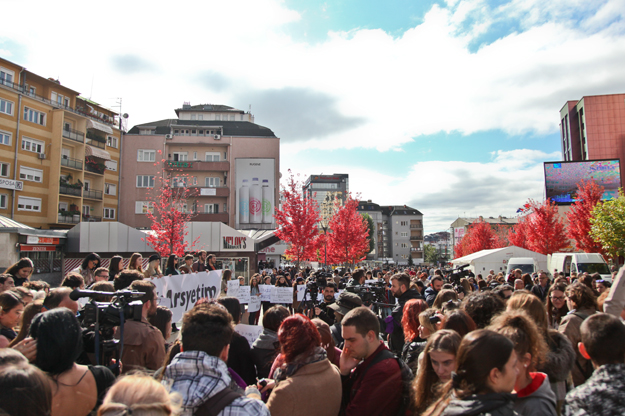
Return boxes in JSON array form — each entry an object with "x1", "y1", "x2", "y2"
[{"x1": 123, "y1": 113, "x2": 129, "y2": 119}]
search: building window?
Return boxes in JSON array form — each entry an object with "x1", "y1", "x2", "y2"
[
  {"x1": 105, "y1": 160, "x2": 118, "y2": 171},
  {"x1": 0, "y1": 68, "x2": 14, "y2": 85},
  {"x1": 135, "y1": 201, "x2": 153, "y2": 214},
  {"x1": 19, "y1": 166, "x2": 43, "y2": 182},
  {"x1": 191, "y1": 114, "x2": 196, "y2": 120},
  {"x1": 105, "y1": 183, "x2": 117, "y2": 195},
  {"x1": 136, "y1": 175, "x2": 155, "y2": 188},
  {"x1": 104, "y1": 208, "x2": 116, "y2": 219},
  {"x1": 215, "y1": 115, "x2": 220, "y2": 121},
  {"x1": 205, "y1": 152, "x2": 220, "y2": 161},
  {"x1": 198, "y1": 115, "x2": 203, "y2": 120},
  {"x1": 23, "y1": 107, "x2": 46, "y2": 125},
  {"x1": 0, "y1": 162, "x2": 9, "y2": 177},
  {"x1": 400, "y1": 221, "x2": 408, "y2": 226},
  {"x1": 0, "y1": 194, "x2": 7, "y2": 209},
  {"x1": 17, "y1": 196, "x2": 41, "y2": 212},
  {"x1": 137, "y1": 149, "x2": 156, "y2": 162},
  {"x1": 204, "y1": 203, "x2": 219, "y2": 213},
  {"x1": 106, "y1": 136, "x2": 118, "y2": 148},
  {"x1": 400, "y1": 232, "x2": 408, "y2": 237},
  {"x1": 139, "y1": 129, "x2": 154, "y2": 135},
  {"x1": 230, "y1": 115, "x2": 235, "y2": 121},
  {"x1": 0, "y1": 99, "x2": 14, "y2": 115},
  {"x1": 172, "y1": 152, "x2": 188, "y2": 161},
  {"x1": 21, "y1": 137, "x2": 45, "y2": 154},
  {"x1": 0, "y1": 131, "x2": 10, "y2": 146},
  {"x1": 205, "y1": 177, "x2": 221, "y2": 187},
  {"x1": 193, "y1": 152, "x2": 197, "y2": 160}
]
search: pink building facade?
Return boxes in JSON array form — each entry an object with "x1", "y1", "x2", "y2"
[{"x1": 119, "y1": 104, "x2": 280, "y2": 229}]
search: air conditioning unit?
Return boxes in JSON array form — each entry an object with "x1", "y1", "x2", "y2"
[
  {"x1": 165, "y1": 134, "x2": 173, "y2": 139},
  {"x1": 214, "y1": 134, "x2": 221, "y2": 140},
  {"x1": 38, "y1": 153, "x2": 46, "y2": 160}
]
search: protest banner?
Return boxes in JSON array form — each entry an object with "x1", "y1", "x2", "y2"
[
  {"x1": 296, "y1": 285, "x2": 306, "y2": 301},
  {"x1": 259, "y1": 285, "x2": 273, "y2": 302},
  {"x1": 271, "y1": 287, "x2": 293, "y2": 304},
  {"x1": 227, "y1": 280, "x2": 240, "y2": 298},
  {"x1": 238, "y1": 285, "x2": 251, "y2": 304},
  {"x1": 235, "y1": 324, "x2": 264, "y2": 347},
  {"x1": 150, "y1": 270, "x2": 222, "y2": 322},
  {"x1": 248, "y1": 294, "x2": 261, "y2": 312}
]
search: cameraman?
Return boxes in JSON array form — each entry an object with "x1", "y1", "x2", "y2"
[
  {"x1": 347, "y1": 269, "x2": 366, "y2": 287},
  {"x1": 388, "y1": 273, "x2": 423, "y2": 354},
  {"x1": 314, "y1": 282, "x2": 338, "y2": 325}
]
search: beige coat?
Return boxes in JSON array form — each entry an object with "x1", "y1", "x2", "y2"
[
  {"x1": 267, "y1": 359, "x2": 341, "y2": 416},
  {"x1": 558, "y1": 307, "x2": 596, "y2": 386}
]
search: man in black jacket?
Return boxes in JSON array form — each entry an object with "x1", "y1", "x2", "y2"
[
  {"x1": 388, "y1": 273, "x2": 423, "y2": 354},
  {"x1": 531, "y1": 271, "x2": 551, "y2": 302}
]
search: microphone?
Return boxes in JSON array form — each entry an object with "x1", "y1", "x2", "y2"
[{"x1": 69, "y1": 289, "x2": 145, "y2": 301}]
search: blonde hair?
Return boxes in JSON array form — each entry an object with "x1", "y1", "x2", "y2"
[{"x1": 98, "y1": 374, "x2": 181, "y2": 416}]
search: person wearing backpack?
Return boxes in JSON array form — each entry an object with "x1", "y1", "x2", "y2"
[
  {"x1": 161, "y1": 303, "x2": 269, "y2": 416},
  {"x1": 557, "y1": 282, "x2": 597, "y2": 387},
  {"x1": 339, "y1": 307, "x2": 406, "y2": 416}
]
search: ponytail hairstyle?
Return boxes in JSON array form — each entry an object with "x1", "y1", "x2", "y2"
[
  {"x1": 422, "y1": 329, "x2": 515, "y2": 416},
  {"x1": 413, "y1": 330, "x2": 461, "y2": 413},
  {"x1": 488, "y1": 310, "x2": 548, "y2": 372}
]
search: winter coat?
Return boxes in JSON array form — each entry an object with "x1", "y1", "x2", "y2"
[
  {"x1": 227, "y1": 332, "x2": 257, "y2": 385},
  {"x1": 251, "y1": 328, "x2": 280, "y2": 379},
  {"x1": 267, "y1": 359, "x2": 341, "y2": 416},
  {"x1": 538, "y1": 330, "x2": 575, "y2": 410},
  {"x1": 162, "y1": 350, "x2": 269, "y2": 416},
  {"x1": 390, "y1": 288, "x2": 424, "y2": 354},
  {"x1": 565, "y1": 363, "x2": 625, "y2": 416},
  {"x1": 514, "y1": 373, "x2": 557, "y2": 416},
  {"x1": 401, "y1": 339, "x2": 426, "y2": 371},
  {"x1": 558, "y1": 307, "x2": 596, "y2": 386},
  {"x1": 439, "y1": 393, "x2": 517, "y2": 416},
  {"x1": 424, "y1": 286, "x2": 439, "y2": 307}
]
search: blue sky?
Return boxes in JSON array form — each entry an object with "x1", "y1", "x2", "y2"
[{"x1": 1, "y1": 0, "x2": 623, "y2": 232}]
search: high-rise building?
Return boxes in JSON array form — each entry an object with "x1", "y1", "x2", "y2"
[
  {"x1": 0, "y1": 57, "x2": 122, "y2": 231},
  {"x1": 560, "y1": 93, "x2": 625, "y2": 185},
  {"x1": 303, "y1": 174, "x2": 349, "y2": 227},
  {"x1": 119, "y1": 103, "x2": 280, "y2": 230}
]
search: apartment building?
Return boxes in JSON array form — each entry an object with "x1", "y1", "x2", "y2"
[
  {"x1": 0, "y1": 57, "x2": 121, "y2": 231},
  {"x1": 303, "y1": 174, "x2": 349, "y2": 227},
  {"x1": 119, "y1": 103, "x2": 279, "y2": 230}
]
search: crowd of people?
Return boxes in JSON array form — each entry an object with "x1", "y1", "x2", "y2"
[{"x1": 1, "y1": 251, "x2": 625, "y2": 416}]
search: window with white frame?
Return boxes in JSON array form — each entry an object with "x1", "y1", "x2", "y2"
[
  {"x1": 0, "y1": 194, "x2": 7, "y2": 209},
  {"x1": 50, "y1": 92, "x2": 68, "y2": 107},
  {"x1": 21, "y1": 137, "x2": 44, "y2": 154},
  {"x1": 0, "y1": 130, "x2": 11, "y2": 146},
  {"x1": 137, "y1": 149, "x2": 156, "y2": 162},
  {"x1": 0, "y1": 162, "x2": 9, "y2": 177},
  {"x1": 23, "y1": 107, "x2": 46, "y2": 125},
  {"x1": 17, "y1": 196, "x2": 41, "y2": 212},
  {"x1": 0, "y1": 99, "x2": 14, "y2": 116},
  {"x1": 135, "y1": 201, "x2": 154, "y2": 214},
  {"x1": 204, "y1": 203, "x2": 219, "y2": 213},
  {"x1": 82, "y1": 205, "x2": 90, "y2": 216},
  {"x1": 172, "y1": 152, "x2": 187, "y2": 161},
  {"x1": 105, "y1": 183, "x2": 116, "y2": 195},
  {"x1": 193, "y1": 152, "x2": 197, "y2": 160},
  {"x1": 105, "y1": 160, "x2": 118, "y2": 171},
  {"x1": 205, "y1": 177, "x2": 221, "y2": 187},
  {"x1": 28, "y1": 87, "x2": 35, "y2": 97},
  {"x1": 0, "y1": 67, "x2": 14, "y2": 85},
  {"x1": 198, "y1": 115, "x2": 203, "y2": 120},
  {"x1": 19, "y1": 166, "x2": 43, "y2": 182},
  {"x1": 215, "y1": 115, "x2": 220, "y2": 121},
  {"x1": 104, "y1": 208, "x2": 116, "y2": 219},
  {"x1": 400, "y1": 221, "x2": 408, "y2": 226},
  {"x1": 191, "y1": 115, "x2": 196, "y2": 120},
  {"x1": 400, "y1": 232, "x2": 408, "y2": 237},
  {"x1": 172, "y1": 176, "x2": 195, "y2": 187},
  {"x1": 205, "y1": 152, "x2": 220, "y2": 161},
  {"x1": 136, "y1": 175, "x2": 155, "y2": 188},
  {"x1": 106, "y1": 136, "x2": 118, "y2": 148}
]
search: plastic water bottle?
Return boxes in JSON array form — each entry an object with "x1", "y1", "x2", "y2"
[
  {"x1": 250, "y1": 178, "x2": 262, "y2": 223},
  {"x1": 239, "y1": 179, "x2": 249, "y2": 223}
]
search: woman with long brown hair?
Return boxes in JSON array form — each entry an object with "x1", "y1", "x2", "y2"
[{"x1": 128, "y1": 253, "x2": 144, "y2": 274}]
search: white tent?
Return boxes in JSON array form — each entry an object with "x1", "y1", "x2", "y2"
[{"x1": 451, "y1": 246, "x2": 548, "y2": 275}]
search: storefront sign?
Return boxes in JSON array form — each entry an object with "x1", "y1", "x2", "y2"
[
  {"x1": 26, "y1": 236, "x2": 60, "y2": 245},
  {"x1": 222, "y1": 236, "x2": 247, "y2": 250},
  {"x1": 20, "y1": 245, "x2": 56, "y2": 252},
  {"x1": 0, "y1": 178, "x2": 23, "y2": 191},
  {"x1": 166, "y1": 161, "x2": 194, "y2": 168}
]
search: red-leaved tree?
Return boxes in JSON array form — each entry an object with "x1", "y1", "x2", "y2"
[
  {"x1": 326, "y1": 196, "x2": 370, "y2": 266},
  {"x1": 274, "y1": 171, "x2": 321, "y2": 269},
  {"x1": 453, "y1": 218, "x2": 506, "y2": 259},
  {"x1": 510, "y1": 199, "x2": 568, "y2": 255},
  {"x1": 144, "y1": 152, "x2": 200, "y2": 257},
  {"x1": 566, "y1": 180, "x2": 606, "y2": 254}
]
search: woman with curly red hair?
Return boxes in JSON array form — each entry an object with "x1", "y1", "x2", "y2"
[
  {"x1": 264, "y1": 314, "x2": 341, "y2": 416},
  {"x1": 400, "y1": 298, "x2": 429, "y2": 368}
]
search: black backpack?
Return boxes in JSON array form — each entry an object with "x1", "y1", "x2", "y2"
[{"x1": 359, "y1": 349, "x2": 414, "y2": 416}]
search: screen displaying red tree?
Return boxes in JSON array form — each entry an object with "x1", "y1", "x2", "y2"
[
  {"x1": 453, "y1": 218, "x2": 506, "y2": 259},
  {"x1": 144, "y1": 152, "x2": 200, "y2": 257},
  {"x1": 326, "y1": 196, "x2": 370, "y2": 266},
  {"x1": 566, "y1": 180, "x2": 606, "y2": 254},
  {"x1": 510, "y1": 199, "x2": 568, "y2": 255},
  {"x1": 274, "y1": 171, "x2": 321, "y2": 268}
]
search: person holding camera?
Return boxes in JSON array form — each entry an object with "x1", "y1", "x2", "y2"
[
  {"x1": 328, "y1": 292, "x2": 363, "y2": 349},
  {"x1": 114, "y1": 279, "x2": 165, "y2": 374},
  {"x1": 315, "y1": 282, "x2": 338, "y2": 326}
]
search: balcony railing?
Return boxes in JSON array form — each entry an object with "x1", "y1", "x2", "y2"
[
  {"x1": 62, "y1": 128, "x2": 85, "y2": 143},
  {"x1": 59, "y1": 184, "x2": 82, "y2": 197},
  {"x1": 409, "y1": 236, "x2": 422, "y2": 241},
  {"x1": 85, "y1": 164, "x2": 105, "y2": 175},
  {"x1": 82, "y1": 215, "x2": 102, "y2": 222},
  {"x1": 61, "y1": 156, "x2": 83, "y2": 170},
  {"x1": 85, "y1": 137, "x2": 106, "y2": 149},
  {"x1": 83, "y1": 189, "x2": 103, "y2": 200},
  {"x1": 58, "y1": 213, "x2": 81, "y2": 224}
]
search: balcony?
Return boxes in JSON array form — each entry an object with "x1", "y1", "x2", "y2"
[
  {"x1": 410, "y1": 225, "x2": 422, "y2": 229},
  {"x1": 188, "y1": 186, "x2": 230, "y2": 197},
  {"x1": 85, "y1": 137, "x2": 106, "y2": 149},
  {"x1": 164, "y1": 160, "x2": 230, "y2": 172},
  {"x1": 82, "y1": 214, "x2": 102, "y2": 222},
  {"x1": 192, "y1": 212, "x2": 229, "y2": 223},
  {"x1": 58, "y1": 213, "x2": 81, "y2": 224},
  {"x1": 409, "y1": 236, "x2": 422, "y2": 241},
  {"x1": 62, "y1": 127, "x2": 85, "y2": 143},
  {"x1": 83, "y1": 189, "x2": 103, "y2": 200},
  {"x1": 59, "y1": 184, "x2": 82, "y2": 197},
  {"x1": 61, "y1": 156, "x2": 83, "y2": 170}
]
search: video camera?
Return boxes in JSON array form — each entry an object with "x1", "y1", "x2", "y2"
[
  {"x1": 448, "y1": 264, "x2": 471, "y2": 285},
  {"x1": 345, "y1": 282, "x2": 387, "y2": 307}
]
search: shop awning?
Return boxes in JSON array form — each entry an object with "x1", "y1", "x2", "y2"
[
  {"x1": 85, "y1": 145, "x2": 112, "y2": 161},
  {"x1": 86, "y1": 119, "x2": 113, "y2": 134}
]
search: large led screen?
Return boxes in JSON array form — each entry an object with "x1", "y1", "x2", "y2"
[{"x1": 544, "y1": 159, "x2": 621, "y2": 204}]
